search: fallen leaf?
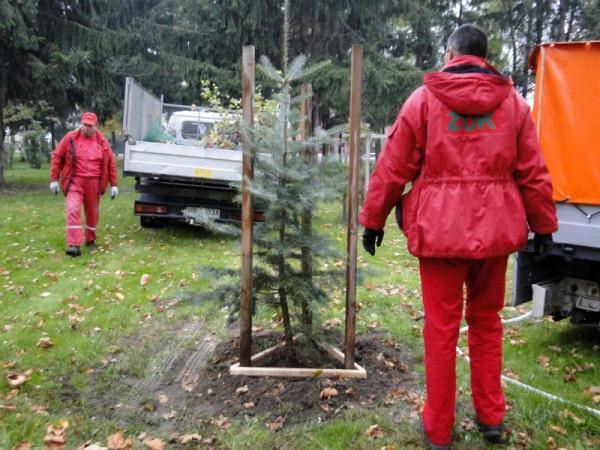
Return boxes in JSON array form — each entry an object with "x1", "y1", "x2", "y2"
[
  {"x1": 157, "y1": 393, "x2": 168, "y2": 404},
  {"x1": 269, "y1": 382, "x2": 286, "y2": 396},
  {"x1": 235, "y1": 385, "x2": 249, "y2": 395},
  {"x1": 366, "y1": 424, "x2": 384, "y2": 439},
  {"x1": 44, "y1": 424, "x2": 66, "y2": 449},
  {"x1": 6, "y1": 372, "x2": 28, "y2": 388},
  {"x1": 322, "y1": 317, "x2": 342, "y2": 329},
  {"x1": 41, "y1": 292, "x2": 51, "y2": 298},
  {"x1": 320, "y1": 387, "x2": 339, "y2": 399},
  {"x1": 459, "y1": 417, "x2": 476, "y2": 431},
  {"x1": 77, "y1": 443, "x2": 107, "y2": 450},
  {"x1": 161, "y1": 410, "x2": 176, "y2": 420},
  {"x1": 68, "y1": 314, "x2": 84, "y2": 329},
  {"x1": 267, "y1": 416, "x2": 285, "y2": 431},
  {"x1": 243, "y1": 402, "x2": 255, "y2": 409},
  {"x1": 13, "y1": 442, "x2": 32, "y2": 450},
  {"x1": 0, "y1": 403, "x2": 16, "y2": 410},
  {"x1": 31, "y1": 404, "x2": 48, "y2": 415},
  {"x1": 37, "y1": 337, "x2": 54, "y2": 349},
  {"x1": 561, "y1": 409, "x2": 583, "y2": 425},
  {"x1": 537, "y1": 353, "x2": 550, "y2": 368},
  {"x1": 547, "y1": 436, "x2": 557, "y2": 449},
  {"x1": 550, "y1": 424, "x2": 567, "y2": 434},
  {"x1": 180, "y1": 373, "x2": 199, "y2": 392},
  {"x1": 583, "y1": 386, "x2": 600, "y2": 400},
  {"x1": 2, "y1": 325, "x2": 12, "y2": 332},
  {"x1": 345, "y1": 387, "x2": 355, "y2": 397},
  {"x1": 320, "y1": 404, "x2": 332, "y2": 414},
  {"x1": 107, "y1": 431, "x2": 132, "y2": 450},
  {"x1": 503, "y1": 367, "x2": 520, "y2": 380},
  {"x1": 593, "y1": 395, "x2": 600, "y2": 405},
  {"x1": 210, "y1": 415, "x2": 230, "y2": 429},
  {"x1": 3, "y1": 360, "x2": 16, "y2": 369},
  {"x1": 140, "y1": 274, "x2": 150, "y2": 286},
  {"x1": 142, "y1": 437, "x2": 167, "y2": 450},
  {"x1": 6, "y1": 389, "x2": 18, "y2": 400},
  {"x1": 178, "y1": 433, "x2": 202, "y2": 444}
]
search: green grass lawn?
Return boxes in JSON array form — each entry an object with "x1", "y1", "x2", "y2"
[{"x1": 0, "y1": 160, "x2": 599, "y2": 449}]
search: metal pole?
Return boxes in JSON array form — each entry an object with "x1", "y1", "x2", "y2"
[
  {"x1": 345, "y1": 45, "x2": 363, "y2": 369},
  {"x1": 240, "y1": 45, "x2": 255, "y2": 367}
]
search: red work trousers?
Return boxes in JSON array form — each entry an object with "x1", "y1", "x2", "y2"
[
  {"x1": 419, "y1": 256, "x2": 508, "y2": 446},
  {"x1": 65, "y1": 176, "x2": 101, "y2": 246}
]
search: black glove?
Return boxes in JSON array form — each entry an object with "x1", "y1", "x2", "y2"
[
  {"x1": 533, "y1": 233, "x2": 553, "y2": 261},
  {"x1": 362, "y1": 228, "x2": 384, "y2": 256}
]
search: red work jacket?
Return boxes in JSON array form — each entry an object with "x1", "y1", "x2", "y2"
[
  {"x1": 360, "y1": 55, "x2": 558, "y2": 258},
  {"x1": 50, "y1": 129, "x2": 118, "y2": 195}
]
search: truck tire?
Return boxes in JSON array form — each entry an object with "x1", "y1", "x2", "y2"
[{"x1": 140, "y1": 216, "x2": 164, "y2": 228}]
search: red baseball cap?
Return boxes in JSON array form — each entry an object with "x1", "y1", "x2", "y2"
[{"x1": 81, "y1": 112, "x2": 98, "y2": 126}]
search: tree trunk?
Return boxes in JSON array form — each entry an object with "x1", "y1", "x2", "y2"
[
  {"x1": 557, "y1": 0, "x2": 567, "y2": 41},
  {"x1": 0, "y1": 49, "x2": 6, "y2": 187},
  {"x1": 534, "y1": 0, "x2": 546, "y2": 45},
  {"x1": 521, "y1": 0, "x2": 536, "y2": 97},
  {"x1": 278, "y1": 83, "x2": 294, "y2": 352}
]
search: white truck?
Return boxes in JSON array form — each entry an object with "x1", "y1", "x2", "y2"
[
  {"x1": 512, "y1": 42, "x2": 600, "y2": 327},
  {"x1": 122, "y1": 77, "x2": 263, "y2": 228}
]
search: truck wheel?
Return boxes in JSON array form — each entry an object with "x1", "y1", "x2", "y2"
[{"x1": 140, "y1": 216, "x2": 163, "y2": 228}]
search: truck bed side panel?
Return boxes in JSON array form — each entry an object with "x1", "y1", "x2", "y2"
[{"x1": 124, "y1": 141, "x2": 242, "y2": 182}]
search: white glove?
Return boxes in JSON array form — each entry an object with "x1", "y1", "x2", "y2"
[
  {"x1": 110, "y1": 186, "x2": 119, "y2": 199},
  {"x1": 50, "y1": 181, "x2": 60, "y2": 194}
]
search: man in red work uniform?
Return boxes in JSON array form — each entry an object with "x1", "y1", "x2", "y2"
[
  {"x1": 360, "y1": 25, "x2": 557, "y2": 449},
  {"x1": 50, "y1": 112, "x2": 119, "y2": 257}
]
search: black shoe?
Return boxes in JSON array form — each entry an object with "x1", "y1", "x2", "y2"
[
  {"x1": 420, "y1": 417, "x2": 452, "y2": 449},
  {"x1": 66, "y1": 246, "x2": 81, "y2": 257},
  {"x1": 477, "y1": 421, "x2": 505, "y2": 443},
  {"x1": 85, "y1": 240, "x2": 97, "y2": 250}
]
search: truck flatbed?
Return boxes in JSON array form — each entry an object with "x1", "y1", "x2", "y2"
[{"x1": 124, "y1": 140, "x2": 243, "y2": 183}]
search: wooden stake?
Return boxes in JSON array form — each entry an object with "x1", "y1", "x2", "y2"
[
  {"x1": 300, "y1": 83, "x2": 314, "y2": 328},
  {"x1": 240, "y1": 45, "x2": 255, "y2": 367},
  {"x1": 345, "y1": 45, "x2": 363, "y2": 369}
]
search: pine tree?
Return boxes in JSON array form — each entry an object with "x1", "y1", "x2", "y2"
[{"x1": 188, "y1": 58, "x2": 345, "y2": 358}]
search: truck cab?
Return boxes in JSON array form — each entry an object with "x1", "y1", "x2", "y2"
[{"x1": 166, "y1": 109, "x2": 222, "y2": 141}]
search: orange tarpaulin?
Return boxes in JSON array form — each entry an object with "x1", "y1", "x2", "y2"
[{"x1": 529, "y1": 41, "x2": 600, "y2": 206}]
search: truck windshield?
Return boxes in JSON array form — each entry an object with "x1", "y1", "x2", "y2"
[{"x1": 181, "y1": 121, "x2": 214, "y2": 140}]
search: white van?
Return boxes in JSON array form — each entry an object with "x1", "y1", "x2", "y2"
[{"x1": 166, "y1": 109, "x2": 225, "y2": 141}]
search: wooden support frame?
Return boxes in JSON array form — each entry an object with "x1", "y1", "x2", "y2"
[
  {"x1": 232, "y1": 45, "x2": 366, "y2": 379},
  {"x1": 230, "y1": 336, "x2": 367, "y2": 379}
]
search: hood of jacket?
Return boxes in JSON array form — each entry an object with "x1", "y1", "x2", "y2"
[{"x1": 423, "y1": 55, "x2": 513, "y2": 116}]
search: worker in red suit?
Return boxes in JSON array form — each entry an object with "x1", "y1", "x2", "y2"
[
  {"x1": 360, "y1": 24, "x2": 558, "y2": 449},
  {"x1": 50, "y1": 112, "x2": 119, "y2": 257}
]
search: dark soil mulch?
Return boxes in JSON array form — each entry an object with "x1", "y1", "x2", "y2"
[{"x1": 81, "y1": 323, "x2": 425, "y2": 440}]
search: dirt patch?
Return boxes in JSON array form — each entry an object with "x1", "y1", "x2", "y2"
[
  {"x1": 82, "y1": 321, "x2": 424, "y2": 439},
  {"x1": 198, "y1": 332, "x2": 423, "y2": 425}
]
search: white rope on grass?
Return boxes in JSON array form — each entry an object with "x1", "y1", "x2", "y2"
[{"x1": 456, "y1": 310, "x2": 600, "y2": 419}]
